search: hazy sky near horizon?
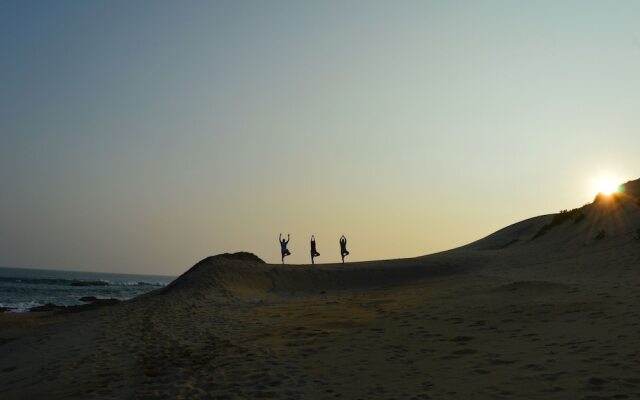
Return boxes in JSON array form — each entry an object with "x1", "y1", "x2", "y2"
[{"x1": 1, "y1": 1, "x2": 639, "y2": 275}]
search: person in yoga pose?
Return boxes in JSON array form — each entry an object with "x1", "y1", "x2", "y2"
[
  {"x1": 339, "y1": 235, "x2": 349, "y2": 263},
  {"x1": 310, "y1": 235, "x2": 320, "y2": 264},
  {"x1": 279, "y1": 233, "x2": 291, "y2": 264}
]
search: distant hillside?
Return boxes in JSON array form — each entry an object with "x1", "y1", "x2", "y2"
[
  {"x1": 155, "y1": 178, "x2": 640, "y2": 299},
  {"x1": 465, "y1": 177, "x2": 640, "y2": 252}
]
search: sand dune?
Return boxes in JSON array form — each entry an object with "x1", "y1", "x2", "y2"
[
  {"x1": 1, "y1": 179, "x2": 640, "y2": 399},
  {"x1": 159, "y1": 251, "x2": 482, "y2": 299}
]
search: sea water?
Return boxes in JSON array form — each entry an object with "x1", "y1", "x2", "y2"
[{"x1": 0, "y1": 266, "x2": 174, "y2": 312}]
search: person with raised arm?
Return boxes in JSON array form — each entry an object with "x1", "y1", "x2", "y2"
[
  {"x1": 339, "y1": 235, "x2": 349, "y2": 263},
  {"x1": 310, "y1": 235, "x2": 320, "y2": 265},
  {"x1": 279, "y1": 233, "x2": 291, "y2": 264}
]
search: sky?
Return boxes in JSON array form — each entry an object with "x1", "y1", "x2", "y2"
[{"x1": 1, "y1": 1, "x2": 639, "y2": 275}]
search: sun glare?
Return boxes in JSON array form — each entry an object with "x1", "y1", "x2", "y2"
[{"x1": 594, "y1": 177, "x2": 620, "y2": 196}]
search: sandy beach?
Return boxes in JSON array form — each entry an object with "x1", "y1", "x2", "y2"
[{"x1": 2, "y1": 186, "x2": 640, "y2": 399}]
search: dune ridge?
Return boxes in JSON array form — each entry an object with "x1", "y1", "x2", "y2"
[{"x1": 159, "y1": 250, "x2": 483, "y2": 299}]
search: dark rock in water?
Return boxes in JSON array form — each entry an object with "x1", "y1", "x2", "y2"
[
  {"x1": 70, "y1": 280, "x2": 109, "y2": 287},
  {"x1": 65, "y1": 298, "x2": 120, "y2": 312},
  {"x1": 64, "y1": 296, "x2": 120, "y2": 312},
  {"x1": 30, "y1": 303, "x2": 65, "y2": 312},
  {"x1": 0, "y1": 307, "x2": 7, "y2": 313},
  {"x1": 30, "y1": 298, "x2": 121, "y2": 313}
]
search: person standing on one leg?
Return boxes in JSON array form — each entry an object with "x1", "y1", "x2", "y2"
[
  {"x1": 339, "y1": 235, "x2": 349, "y2": 263},
  {"x1": 310, "y1": 235, "x2": 320, "y2": 265},
  {"x1": 279, "y1": 233, "x2": 291, "y2": 264}
]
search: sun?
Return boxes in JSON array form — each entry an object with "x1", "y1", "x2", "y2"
[{"x1": 594, "y1": 177, "x2": 620, "y2": 196}]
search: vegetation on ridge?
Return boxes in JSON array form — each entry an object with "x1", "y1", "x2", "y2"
[{"x1": 532, "y1": 207, "x2": 585, "y2": 240}]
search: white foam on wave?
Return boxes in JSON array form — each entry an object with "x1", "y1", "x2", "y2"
[{"x1": 0, "y1": 301, "x2": 43, "y2": 313}]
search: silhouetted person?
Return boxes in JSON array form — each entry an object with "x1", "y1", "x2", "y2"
[
  {"x1": 339, "y1": 235, "x2": 349, "y2": 263},
  {"x1": 310, "y1": 235, "x2": 320, "y2": 264},
  {"x1": 279, "y1": 233, "x2": 291, "y2": 264}
]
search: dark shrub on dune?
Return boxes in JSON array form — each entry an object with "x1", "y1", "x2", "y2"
[
  {"x1": 595, "y1": 229, "x2": 606, "y2": 241},
  {"x1": 532, "y1": 207, "x2": 585, "y2": 240}
]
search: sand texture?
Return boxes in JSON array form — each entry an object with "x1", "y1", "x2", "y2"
[{"x1": 2, "y1": 181, "x2": 640, "y2": 399}]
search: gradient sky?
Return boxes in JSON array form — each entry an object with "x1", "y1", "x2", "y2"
[{"x1": 1, "y1": 1, "x2": 639, "y2": 275}]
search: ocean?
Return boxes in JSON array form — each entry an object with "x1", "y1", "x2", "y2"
[{"x1": 0, "y1": 266, "x2": 174, "y2": 312}]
